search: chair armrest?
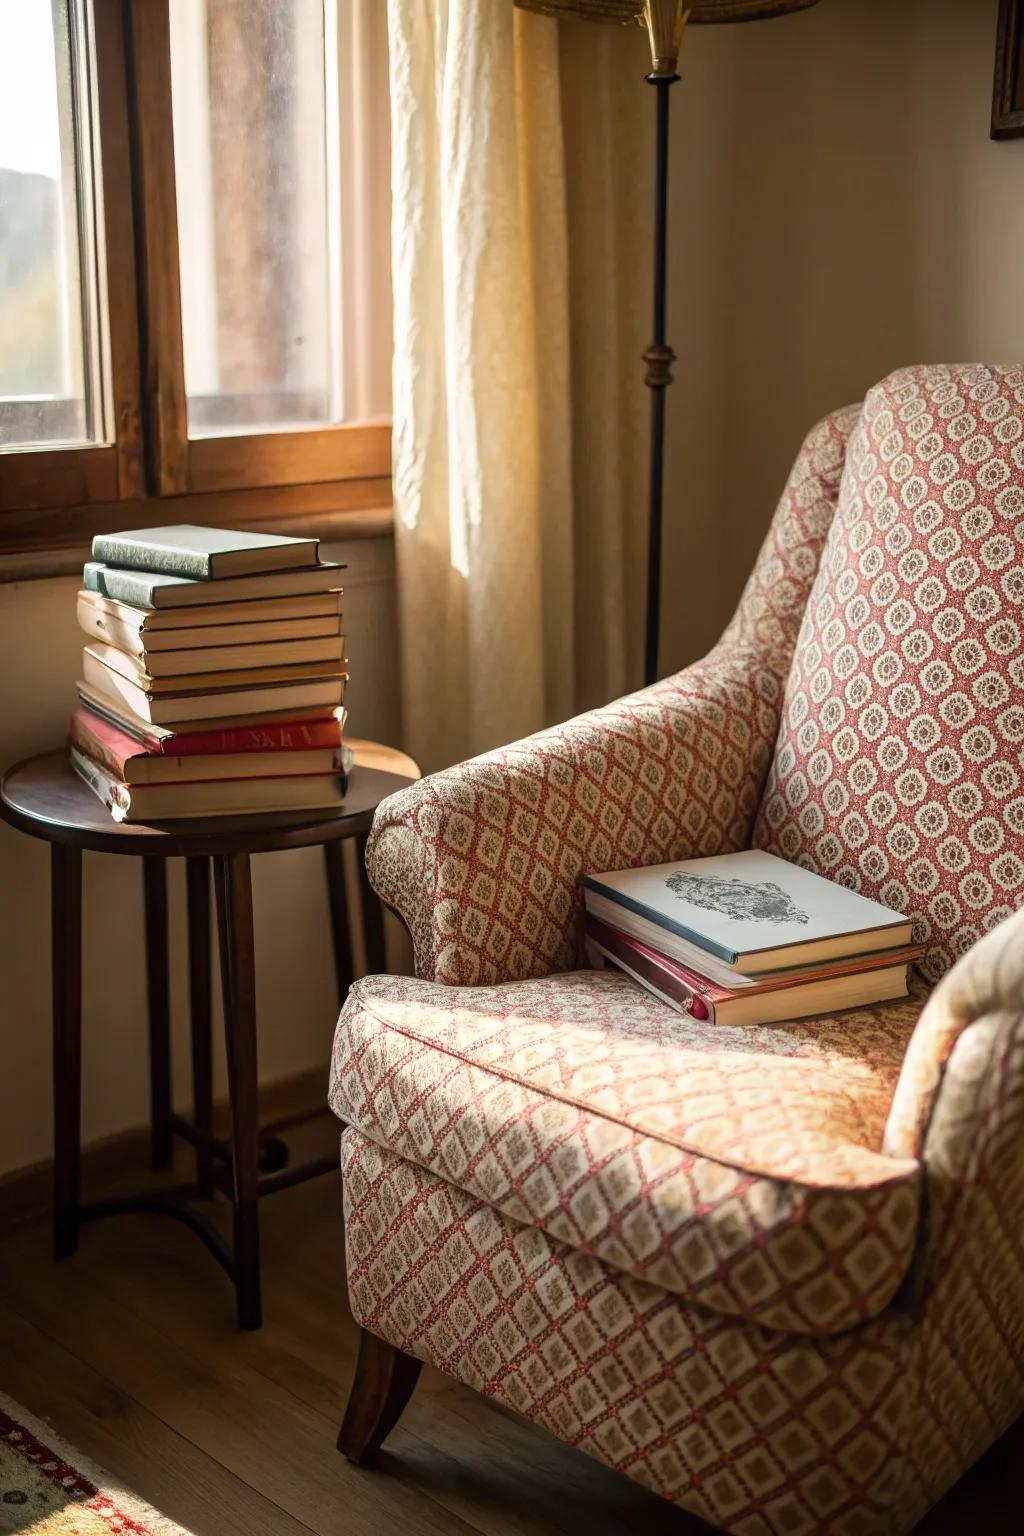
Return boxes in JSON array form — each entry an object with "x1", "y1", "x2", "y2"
[
  {"x1": 884, "y1": 911, "x2": 1024, "y2": 1478},
  {"x1": 366, "y1": 642, "x2": 788, "y2": 983},
  {"x1": 884, "y1": 907, "x2": 1024, "y2": 1160}
]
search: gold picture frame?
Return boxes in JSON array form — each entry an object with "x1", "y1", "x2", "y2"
[{"x1": 993, "y1": 0, "x2": 1024, "y2": 138}]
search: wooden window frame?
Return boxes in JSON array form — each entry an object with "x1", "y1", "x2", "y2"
[
  {"x1": 0, "y1": 0, "x2": 144, "y2": 518},
  {"x1": 0, "y1": 0, "x2": 392, "y2": 575}
]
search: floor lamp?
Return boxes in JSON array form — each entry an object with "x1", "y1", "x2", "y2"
[{"x1": 516, "y1": 0, "x2": 821, "y2": 685}]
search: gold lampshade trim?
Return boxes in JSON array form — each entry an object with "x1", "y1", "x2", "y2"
[{"x1": 514, "y1": 0, "x2": 820, "y2": 21}]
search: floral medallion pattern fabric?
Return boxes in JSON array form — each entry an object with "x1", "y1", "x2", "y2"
[
  {"x1": 755, "y1": 365, "x2": 1024, "y2": 983},
  {"x1": 334, "y1": 366, "x2": 1024, "y2": 1535},
  {"x1": 368, "y1": 403, "x2": 858, "y2": 989}
]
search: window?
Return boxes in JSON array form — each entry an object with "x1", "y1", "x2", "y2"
[
  {"x1": 0, "y1": 0, "x2": 101, "y2": 448},
  {"x1": 171, "y1": 0, "x2": 340, "y2": 437},
  {"x1": 0, "y1": 0, "x2": 391, "y2": 556}
]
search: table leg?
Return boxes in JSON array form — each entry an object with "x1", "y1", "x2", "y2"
[
  {"x1": 143, "y1": 859, "x2": 173, "y2": 1171},
  {"x1": 186, "y1": 857, "x2": 214, "y2": 1196},
  {"x1": 213, "y1": 852, "x2": 261, "y2": 1330},
  {"x1": 51, "y1": 843, "x2": 82, "y2": 1260},
  {"x1": 323, "y1": 842, "x2": 355, "y2": 1005},
  {"x1": 356, "y1": 832, "x2": 387, "y2": 975}
]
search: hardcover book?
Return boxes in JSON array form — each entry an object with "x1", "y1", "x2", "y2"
[
  {"x1": 77, "y1": 623, "x2": 347, "y2": 678},
  {"x1": 92, "y1": 525, "x2": 320, "y2": 581},
  {"x1": 584, "y1": 849, "x2": 914, "y2": 976},
  {"x1": 83, "y1": 561, "x2": 344, "y2": 610},
  {"x1": 81, "y1": 653, "x2": 347, "y2": 726},
  {"x1": 70, "y1": 746, "x2": 346, "y2": 822},
  {"x1": 77, "y1": 591, "x2": 343, "y2": 651},
  {"x1": 76, "y1": 688, "x2": 345, "y2": 752},
  {"x1": 69, "y1": 708, "x2": 347, "y2": 785},
  {"x1": 83, "y1": 642, "x2": 347, "y2": 694},
  {"x1": 585, "y1": 915, "x2": 918, "y2": 1026}
]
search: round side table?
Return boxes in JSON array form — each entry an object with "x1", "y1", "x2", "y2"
[{"x1": 0, "y1": 740, "x2": 418, "y2": 1329}]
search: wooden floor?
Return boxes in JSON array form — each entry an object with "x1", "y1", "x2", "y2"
[{"x1": 0, "y1": 1151, "x2": 1021, "y2": 1536}]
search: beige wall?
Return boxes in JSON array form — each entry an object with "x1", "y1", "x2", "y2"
[
  {"x1": 3, "y1": 0, "x2": 1022, "y2": 1177},
  {"x1": 0, "y1": 539, "x2": 400, "y2": 1176},
  {"x1": 658, "y1": 0, "x2": 1024, "y2": 670}
]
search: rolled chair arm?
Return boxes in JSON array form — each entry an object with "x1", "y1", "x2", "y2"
[
  {"x1": 884, "y1": 906, "x2": 1024, "y2": 1161},
  {"x1": 366, "y1": 642, "x2": 789, "y2": 984},
  {"x1": 881, "y1": 909, "x2": 1024, "y2": 1510}
]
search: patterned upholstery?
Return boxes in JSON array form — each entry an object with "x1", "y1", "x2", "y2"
[
  {"x1": 756, "y1": 365, "x2": 1024, "y2": 983},
  {"x1": 330, "y1": 969, "x2": 922, "y2": 1334},
  {"x1": 343, "y1": 1128, "x2": 916, "y2": 1536},
  {"x1": 335, "y1": 369, "x2": 1024, "y2": 1534},
  {"x1": 367, "y1": 404, "x2": 858, "y2": 987}
]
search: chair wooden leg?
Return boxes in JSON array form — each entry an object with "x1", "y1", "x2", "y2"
[{"x1": 338, "y1": 1328, "x2": 422, "y2": 1465}]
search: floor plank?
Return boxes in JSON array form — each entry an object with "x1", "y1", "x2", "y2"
[
  {"x1": 0, "y1": 1169, "x2": 689, "y2": 1536},
  {"x1": 0, "y1": 1297, "x2": 315, "y2": 1536},
  {"x1": 0, "y1": 1164, "x2": 1020, "y2": 1536}
]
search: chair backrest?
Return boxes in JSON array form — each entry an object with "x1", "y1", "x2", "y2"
[{"x1": 755, "y1": 364, "x2": 1024, "y2": 982}]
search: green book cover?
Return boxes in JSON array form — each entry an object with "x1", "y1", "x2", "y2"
[{"x1": 91, "y1": 525, "x2": 319, "y2": 581}]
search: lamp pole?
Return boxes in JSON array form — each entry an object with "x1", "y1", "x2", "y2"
[
  {"x1": 642, "y1": 70, "x2": 678, "y2": 684},
  {"x1": 642, "y1": 1, "x2": 686, "y2": 685}
]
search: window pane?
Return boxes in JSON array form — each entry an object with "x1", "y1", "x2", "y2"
[
  {"x1": 170, "y1": 0, "x2": 339, "y2": 438},
  {"x1": 0, "y1": 0, "x2": 101, "y2": 449}
]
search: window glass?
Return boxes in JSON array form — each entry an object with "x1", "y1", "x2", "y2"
[
  {"x1": 0, "y1": 0, "x2": 103, "y2": 449},
  {"x1": 170, "y1": 0, "x2": 340, "y2": 437}
]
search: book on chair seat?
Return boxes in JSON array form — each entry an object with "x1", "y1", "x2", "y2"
[
  {"x1": 584, "y1": 849, "x2": 914, "y2": 978},
  {"x1": 585, "y1": 914, "x2": 920, "y2": 1025}
]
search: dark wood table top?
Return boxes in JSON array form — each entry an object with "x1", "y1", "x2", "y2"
[{"x1": 0, "y1": 747, "x2": 418, "y2": 857}]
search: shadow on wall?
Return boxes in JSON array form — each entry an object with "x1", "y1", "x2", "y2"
[{"x1": 676, "y1": 0, "x2": 1024, "y2": 649}]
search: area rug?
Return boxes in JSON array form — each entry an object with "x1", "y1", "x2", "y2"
[{"x1": 0, "y1": 1392, "x2": 194, "y2": 1534}]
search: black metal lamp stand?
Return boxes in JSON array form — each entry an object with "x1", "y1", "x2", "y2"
[{"x1": 643, "y1": 68, "x2": 678, "y2": 685}]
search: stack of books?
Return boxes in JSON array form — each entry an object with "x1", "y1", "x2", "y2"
[
  {"x1": 69, "y1": 524, "x2": 351, "y2": 822},
  {"x1": 584, "y1": 850, "x2": 920, "y2": 1026}
]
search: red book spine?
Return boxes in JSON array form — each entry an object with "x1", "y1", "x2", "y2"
[
  {"x1": 75, "y1": 704, "x2": 343, "y2": 756},
  {"x1": 151, "y1": 717, "x2": 344, "y2": 756}
]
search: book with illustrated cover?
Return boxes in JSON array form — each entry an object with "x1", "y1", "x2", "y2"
[
  {"x1": 584, "y1": 849, "x2": 914, "y2": 976},
  {"x1": 83, "y1": 560, "x2": 345, "y2": 610},
  {"x1": 92, "y1": 525, "x2": 320, "y2": 580},
  {"x1": 585, "y1": 915, "x2": 920, "y2": 1026}
]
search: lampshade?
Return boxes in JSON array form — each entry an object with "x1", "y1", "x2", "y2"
[
  {"x1": 516, "y1": 0, "x2": 820, "y2": 75},
  {"x1": 515, "y1": 1, "x2": 821, "y2": 19}
]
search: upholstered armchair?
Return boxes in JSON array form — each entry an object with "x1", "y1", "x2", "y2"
[{"x1": 329, "y1": 364, "x2": 1024, "y2": 1536}]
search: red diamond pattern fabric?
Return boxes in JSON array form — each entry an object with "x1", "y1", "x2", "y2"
[
  {"x1": 330, "y1": 968, "x2": 922, "y2": 1334},
  {"x1": 755, "y1": 364, "x2": 1024, "y2": 983},
  {"x1": 335, "y1": 375, "x2": 1024, "y2": 1532},
  {"x1": 341, "y1": 933, "x2": 1024, "y2": 1536},
  {"x1": 342, "y1": 1128, "x2": 917, "y2": 1536},
  {"x1": 365, "y1": 407, "x2": 857, "y2": 989}
]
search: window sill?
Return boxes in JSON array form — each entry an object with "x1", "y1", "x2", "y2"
[{"x1": 0, "y1": 479, "x2": 394, "y2": 584}]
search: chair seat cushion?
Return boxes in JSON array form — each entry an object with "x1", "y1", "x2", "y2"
[{"x1": 330, "y1": 968, "x2": 924, "y2": 1334}]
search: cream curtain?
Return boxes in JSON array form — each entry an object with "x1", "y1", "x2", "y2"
[{"x1": 388, "y1": 0, "x2": 652, "y2": 773}]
